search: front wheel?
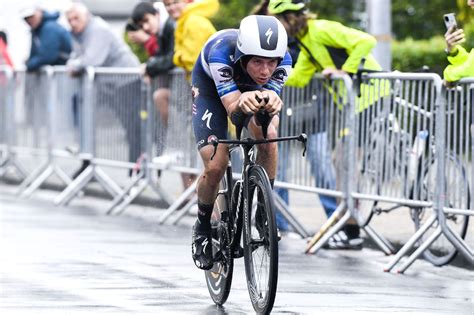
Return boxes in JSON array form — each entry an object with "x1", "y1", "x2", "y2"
[{"x1": 243, "y1": 166, "x2": 278, "y2": 314}]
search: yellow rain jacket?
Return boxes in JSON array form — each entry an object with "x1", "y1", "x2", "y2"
[
  {"x1": 173, "y1": 0, "x2": 218, "y2": 73},
  {"x1": 286, "y1": 19, "x2": 389, "y2": 112},
  {"x1": 443, "y1": 46, "x2": 474, "y2": 82}
]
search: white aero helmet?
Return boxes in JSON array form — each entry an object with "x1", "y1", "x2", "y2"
[{"x1": 234, "y1": 15, "x2": 288, "y2": 63}]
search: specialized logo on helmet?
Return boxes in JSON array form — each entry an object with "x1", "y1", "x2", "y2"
[
  {"x1": 257, "y1": 18, "x2": 278, "y2": 51},
  {"x1": 265, "y1": 27, "x2": 273, "y2": 45}
]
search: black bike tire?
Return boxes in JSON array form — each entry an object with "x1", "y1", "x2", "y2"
[
  {"x1": 243, "y1": 166, "x2": 278, "y2": 315},
  {"x1": 412, "y1": 153, "x2": 470, "y2": 266},
  {"x1": 205, "y1": 176, "x2": 234, "y2": 305}
]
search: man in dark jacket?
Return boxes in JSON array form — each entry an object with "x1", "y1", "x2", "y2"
[
  {"x1": 21, "y1": 5, "x2": 72, "y2": 71},
  {"x1": 132, "y1": 2, "x2": 175, "y2": 77},
  {"x1": 131, "y1": 2, "x2": 175, "y2": 129}
]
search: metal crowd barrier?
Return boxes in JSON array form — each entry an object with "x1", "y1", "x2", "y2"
[
  {"x1": 1, "y1": 66, "x2": 471, "y2": 271},
  {"x1": 384, "y1": 77, "x2": 473, "y2": 272},
  {"x1": 0, "y1": 66, "x2": 26, "y2": 179},
  {"x1": 54, "y1": 67, "x2": 151, "y2": 207},
  {"x1": 277, "y1": 75, "x2": 352, "y2": 239},
  {"x1": 298, "y1": 72, "x2": 472, "y2": 271},
  {"x1": 16, "y1": 67, "x2": 82, "y2": 197}
]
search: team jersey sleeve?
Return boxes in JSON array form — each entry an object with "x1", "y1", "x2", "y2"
[
  {"x1": 208, "y1": 45, "x2": 239, "y2": 98},
  {"x1": 263, "y1": 51, "x2": 292, "y2": 94}
]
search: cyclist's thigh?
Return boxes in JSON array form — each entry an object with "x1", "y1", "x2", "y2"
[{"x1": 191, "y1": 91, "x2": 228, "y2": 150}]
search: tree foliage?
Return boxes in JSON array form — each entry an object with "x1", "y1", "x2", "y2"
[{"x1": 212, "y1": 0, "x2": 471, "y2": 40}]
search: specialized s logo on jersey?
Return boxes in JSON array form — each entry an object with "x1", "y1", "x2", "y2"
[
  {"x1": 218, "y1": 66, "x2": 233, "y2": 83},
  {"x1": 202, "y1": 109, "x2": 213, "y2": 130}
]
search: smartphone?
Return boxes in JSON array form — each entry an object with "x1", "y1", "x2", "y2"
[{"x1": 443, "y1": 13, "x2": 458, "y2": 31}]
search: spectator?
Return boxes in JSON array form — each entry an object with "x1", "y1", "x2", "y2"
[
  {"x1": 163, "y1": 0, "x2": 218, "y2": 75},
  {"x1": 131, "y1": 1, "x2": 175, "y2": 129},
  {"x1": 443, "y1": 0, "x2": 474, "y2": 82},
  {"x1": 66, "y1": 3, "x2": 139, "y2": 72},
  {"x1": 0, "y1": 31, "x2": 13, "y2": 67},
  {"x1": 162, "y1": 0, "x2": 219, "y2": 191},
  {"x1": 65, "y1": 2, "x2": 142, "y2": 179},
  {"x1": 268, "y1": 0, "x2": 386, "y2": 249},
  {"x1": 20, "y1": 4, "x2": 72, "y2": 71},
  {"x1": 124, "y1": 19, "x2": 157, "y2": 63}
]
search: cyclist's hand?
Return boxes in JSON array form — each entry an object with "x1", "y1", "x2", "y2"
[
  {"x1": 260, "y1": 90, "x2": 282, "y2": 116},
  {"x1": 238, "y1": 91, "x2": 261, "y2": 114},
  {"x1": 322, "y1": 68, "x2": 347, "y2": 79},
  {"x1": 445, "y1": 26, "x2": 465, "y2": 54}
]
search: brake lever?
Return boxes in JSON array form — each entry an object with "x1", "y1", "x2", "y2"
[
  {"x1": 208, "y1": 135, "x2": 219, "y2": 160},
  {"x1": 299, "y1": 133, "x2": 307, "y2": 156}
]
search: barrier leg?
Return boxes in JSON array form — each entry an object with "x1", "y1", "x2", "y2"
[
  {"x1": 54, "y1": 165, "x2": 94, "y2": 206},
  {"x1": 169, "y1": 195, "x2": 198, "y2": 225},
  {"x1": 158, "y1": 179, "x2": 197, "y2": 224},
  {"x1": 305, "y1": 202, "x2": 345, "y2": 253},
  {"x1": 16, "y1": 160, "x2": 50, "y2": 196},
  {"x1": 106, "y1": 173, "x2": 144, "y2": 215},
  {"x1": 362, "y1": 225, "x2": 395, "y2": 255},
  {"x1": 94, "y1": 166, "x2": 123, "y2": 198},
  {"x1": 20, "y1": 165, "x2": 54, "y2": 198},
  {"x1": 383, "y1": 214, "x2": 437, "y2": 272},
  {"x1": 274, "y1": 193, "x2": 311, "y2": 238},
  {"x1": 112, "y1": 179, "x2": 149, "y2": 216},
  {"x1": 397, "y1": 227, "x2": 443, "y2": 274}
]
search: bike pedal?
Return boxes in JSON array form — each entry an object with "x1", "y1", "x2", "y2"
[{"x1": 233, "y1": 246, "x2": 244, "y2": 258}]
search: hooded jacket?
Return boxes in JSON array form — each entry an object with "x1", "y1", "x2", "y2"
[
  {"x1": 26, "y1": 11, "x2": 72, "y2": 71},
  {"x1": 443, "y1": 46, "x2": 474, "y2": 82},
  {"x1": 286, "y1": 19, "x2": 388, "y2": 112},
  {"x1": 173, "y1": 0, "x2": 218, "y2": 73}
]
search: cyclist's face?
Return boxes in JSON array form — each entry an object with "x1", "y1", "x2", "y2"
[
  {"x1": 138, "y1": 13, "x2": 159, "y2": 35},
  {"x1": 245, "y1": 57, "x2": 279, "y2": 85}
]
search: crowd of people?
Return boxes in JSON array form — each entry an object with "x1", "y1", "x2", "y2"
[{"x1": 0, "y1": 0, "x2": 472, "y2": 268}]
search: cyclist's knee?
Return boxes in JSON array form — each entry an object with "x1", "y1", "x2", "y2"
[{"x1": 202, "y1": 164, "x2": 226, "y2": 185}]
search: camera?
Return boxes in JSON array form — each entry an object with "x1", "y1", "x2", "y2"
[{"x1": 125, "y1": 19, "x2": 140, "y2": 32}]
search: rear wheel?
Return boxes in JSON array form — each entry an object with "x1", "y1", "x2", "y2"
[
  {"x1": 205, "y1": 176, "x2": 233, "y2": 305},
  {"x1": 243, "y1": 166, "x2": 278, "y2": 315},
  {"x1": 411, "y1": 154, "x2": 470, "y2": 266}
]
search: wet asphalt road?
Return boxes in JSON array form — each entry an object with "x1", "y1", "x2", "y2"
[{"x1": 0, "y1": 191, "x2": 472, "y2": 315}]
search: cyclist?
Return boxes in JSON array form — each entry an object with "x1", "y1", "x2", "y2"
[{"x1": 191, "y1": 15, "x2": 292, "y2": 270}]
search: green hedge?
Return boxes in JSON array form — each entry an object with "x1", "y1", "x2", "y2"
[
  {"x1": 392, "y1": 21, "x2": 473, "y2": 74},
  {"x1": 391, "y1": 36, "x2": 448, "y2": 74}
]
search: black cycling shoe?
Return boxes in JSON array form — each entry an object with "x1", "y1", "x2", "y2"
[{"x1": 191, "y1": 221, "x2": 214, "y2": 270}]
